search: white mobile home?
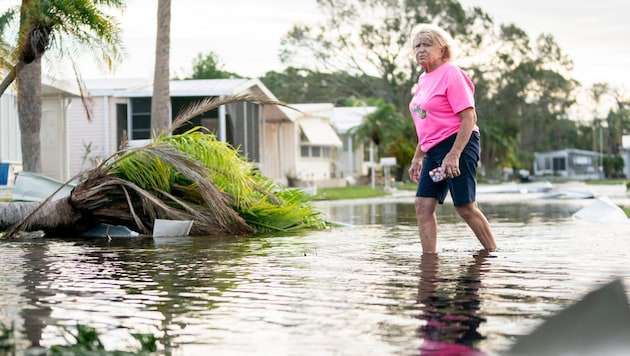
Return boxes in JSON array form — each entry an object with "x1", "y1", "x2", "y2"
[
  {"x1": 533, "y1": 149, "x2": 602, "y2": 180},
  {"x1": 331, "y1": 106, "x2": 377, "y2": 179},
  {"x1": 65, "y1": 78, "x2": 296, "y2": 183},
  {"x1": 280, "y1": 103, "x2": 345, "y2": 186},
  {"x1": 0, "y1": 76, "x2": 81, "y2": 183},
  {"x1": 2, "y1": 77, "x2": 381, "y2": 189}
]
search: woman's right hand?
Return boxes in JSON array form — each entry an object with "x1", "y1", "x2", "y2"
[{"x1": 409, "y1": 159, "x2": 422, "y2": 183}]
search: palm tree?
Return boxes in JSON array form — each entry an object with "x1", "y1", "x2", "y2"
[
  {"x1": 150, "y1": 0, "x2": 171, "y2": 133},
  {"x1": 0, "y1": 0, "x2": 124, "y2": 172},
  {"x1": 0, "y1": 95, "x2": 328, "y2": 238}
]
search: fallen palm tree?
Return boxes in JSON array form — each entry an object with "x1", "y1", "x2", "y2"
[{"x1": 0, "y1": 95, "x2": 327, "y2": 238}]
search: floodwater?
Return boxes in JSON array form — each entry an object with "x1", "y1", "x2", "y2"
[{"x1": 1, "y1": 195, "x2": 629, "y2": 355}]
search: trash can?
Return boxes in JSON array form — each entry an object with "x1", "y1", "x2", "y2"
[{"x1": 0, "y1": 163, "x2": 9, "y2": 185}]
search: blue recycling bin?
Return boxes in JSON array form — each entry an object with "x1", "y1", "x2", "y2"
[{"x1": 0, "y1": 163, "x2": 9, "y2": 185}]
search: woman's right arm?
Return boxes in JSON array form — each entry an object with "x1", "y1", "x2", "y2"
[{"x1": 409, "y1": 146, "x2": 425, "y2": 183}]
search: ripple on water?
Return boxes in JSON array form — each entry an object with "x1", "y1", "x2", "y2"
[{"x1": 1, "y1": 202, "x2": 629, "y2": 355}]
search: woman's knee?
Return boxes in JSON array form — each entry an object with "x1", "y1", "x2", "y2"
[
  {"x1": 454, "y1": 202, "x2": 478, "y2": 219},
  {"x1": 415, "y1": 197, "x2": 437, "y2": 217}
]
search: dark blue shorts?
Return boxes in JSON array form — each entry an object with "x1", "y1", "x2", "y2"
[{"x1": 415, "y1": 132, "x2": 480, "y2": 207}]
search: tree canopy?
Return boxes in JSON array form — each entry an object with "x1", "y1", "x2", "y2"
[
  {"x1": 0, "y1": 0, "x2": 125, "y2": 174},
  {"x1": 187, "y1": 51, "x2": 243, "y2": 80},
  {"x1": 267, "y1": 0, "x2": 603, "y2": 179},
  {"x1": 0, "y1": 0, "x2": 125, "y2": 95}
]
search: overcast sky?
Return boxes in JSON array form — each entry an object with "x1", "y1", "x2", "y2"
[
  {"x1": 460, "y1": 0, "x2": 630, "y2": 88},
  {"x1": 1, "y1": 0, "x2": 628, "y2": 89}
]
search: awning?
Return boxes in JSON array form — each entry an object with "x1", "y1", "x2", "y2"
[{"x1": 299, "y1": 119, "x2": 343, "y2": 147}]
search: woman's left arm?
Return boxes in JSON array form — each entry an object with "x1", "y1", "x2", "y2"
[{"x1": 440, "y1": 108, "x2": 476, "y2": 177}]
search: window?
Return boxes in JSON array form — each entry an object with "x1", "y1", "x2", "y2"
[
  {"x1": 116, "y1": 103, "x2": 128, "y2": 148},
  {"x1": 227, "y1": 102, "x2": 260, "y2": 162},
  {"x1": 301, "y1": 145, "x2": 331, "y2": 158},
  {"x1": 573, "y1": 156, "x2": 590, "y2": 165},
  {"x1": 130, "y1": 98, "x2": 151, "y2": 139},
  {"x1": 552, "y1": 157, "x2": 566, "y2": 171},
  {"x1": 363, "y1": 141, "x2": 378, "y2": 162}
]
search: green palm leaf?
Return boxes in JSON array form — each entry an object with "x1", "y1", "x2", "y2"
[{"x1": 84, "y1": 95, "x2": 330, "y2": 235}]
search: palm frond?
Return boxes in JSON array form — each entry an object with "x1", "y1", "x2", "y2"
[
  {"x1": 7, "y1": 95, "x2": 327, "y2": 237},
  {"x1": 163, "y1": 93, "x2": 293, "y2": 137}
]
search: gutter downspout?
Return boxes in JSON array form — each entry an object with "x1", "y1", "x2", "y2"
[
  {"x1": 218, "y1": 98, "x2": 226, "y2": 142},
  {"x1": 103, "y1": 96, "x2": 110, "y2": 156},
  {"x1": 277, "y1": 122, "x2": 283, "y2": 181},
  {"x1": 370, "y1": 140, "x2": 375, "y2": 189},
  {"x1": 348, "y1": 135, "x2": 354, "y2": 176},
  {"x1": 63, "y1": 97, "x2": 72, "y2": 181}
]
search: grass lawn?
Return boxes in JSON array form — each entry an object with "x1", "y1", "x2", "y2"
[
  {"x1": 312, "y1": 185, "x2": 391, "y2": 200},
  {"x1": 312, "y1": 179, "x2": 630, "y2": 201}
]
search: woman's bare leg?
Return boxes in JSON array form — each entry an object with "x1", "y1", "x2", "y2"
[
  {"x1": 454, "y1": 201, "x2": 497, "y2": 251},
  {"x1": 415, "y1": 197, "x2": 439, "y2": 253}
]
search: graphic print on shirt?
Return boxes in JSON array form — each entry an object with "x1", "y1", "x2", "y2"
[
  {"x1": 413, "y1": 105, "x2": 427, "y2": 119},
  {"x1": 412, "y1": 87, "x2": 428, "y2": 119}
]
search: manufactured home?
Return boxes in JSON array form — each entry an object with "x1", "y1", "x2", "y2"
[{"x1": 533, "y1": 149, "x2": 602, "y2": 180}]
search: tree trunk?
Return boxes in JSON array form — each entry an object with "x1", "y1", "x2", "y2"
[
  {"x1": 0, "y1": 198, "x2": 81, "y2": 235},
  {"x1": 151, "y1": 0, "x2": 171, "y2": 133},
  {"x1": 17, "y1": 57, "x2": 43, "y2": 173}
]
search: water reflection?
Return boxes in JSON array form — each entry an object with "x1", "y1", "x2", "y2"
[
  {"x1": 1, "y1": 199, "x2": 629, "y2": 355},
  {"x1": 417, "y1": 252, "x2": 491, "y2": 355},
  {"x1": 20, "y1": 244, "x2": 54, "y2": 349},
  {"x1": 478, "y1": 202, "x2": 580, "y2": 223},
  {"x1": 316, "y1": 199, "x2": 587, "y2": 227}
]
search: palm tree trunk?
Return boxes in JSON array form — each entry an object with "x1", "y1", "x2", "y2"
[
  {"x1": 0, "y1": 199, "x2": 80, "y2": 233},
  {"x1": 17, "y1": 57, "x2": 43, "y2": 173},
  {"x1": 150, "y1": 0, "x2": 171, "y2": 133}
]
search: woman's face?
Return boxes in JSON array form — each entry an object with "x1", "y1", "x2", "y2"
[{"x1": 413, "y1": 33, "x2": 444, "y2": 71}]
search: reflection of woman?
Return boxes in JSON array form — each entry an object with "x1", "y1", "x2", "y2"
[
  {"x1": 417, "y1": 251, "x2": 491, "y2": 354},
  {"x1": 407, "y1": 23, "x2": 496, "y2": 253}
]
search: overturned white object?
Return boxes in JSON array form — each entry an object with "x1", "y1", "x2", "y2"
[
  {"x1": 12, "y1": 171, "x2": 75, "y2": 202},
  {"x1": 477, "y1": 181, "x2": 553, "y2": 194},
  {"x1": 572, "y1": 196, "x2": 629, "y2": 224},
  {"x1": 508, "y1": 278, "x2": 630, "y2": 355},
  {"x1": 153, "y1": 219, "x2": 193, "y2": 237},
  {"x1": 81, "y1": 223, "x2": 139, "y2": 238}
]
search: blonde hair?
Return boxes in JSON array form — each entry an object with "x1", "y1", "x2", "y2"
[{"x1": 410, "y1": 23, "x2": 456, "y2": 61}]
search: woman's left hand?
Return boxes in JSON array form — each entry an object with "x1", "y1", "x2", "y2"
[{"x1": 441, "y1": 151, "x2": 460, "y2": 178}]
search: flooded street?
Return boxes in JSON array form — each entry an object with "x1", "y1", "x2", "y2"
[{"x1": 1, "y1": 187, "x2": 630, "y2": 355}]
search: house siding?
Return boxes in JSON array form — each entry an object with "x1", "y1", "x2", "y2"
[
  {"x1": 0, "y1": 93, "x2": 21, "y2": 163},
  {"x1": 41, "y1": 98, "x2": 67, "y2": 180},
  {"x1": 66, "y1": 96, "x2": 123, "y2": 178},
  {"x1": 0, "y1": 93, "x2": 22, "y2": 184},
  {"x1": 261, "y1": 120, "x2": 296, "y2": 184}
]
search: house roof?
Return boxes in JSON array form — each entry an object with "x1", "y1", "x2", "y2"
[
  {"x1": 42, "y1": 75, "x2": 82, "y2": 96},
  {"x1": 331, "y1": 106, "x2": 377, "y2": 134},
  {"x1": 281, "y1": 104, "x2": 377, "y2": 134},
  {"x1": 82, "y1": 77, "x2": 291, "y2": 122},
  {"x1": 281, "y1": 103, "x2": 334, "y2": 121},
  {"x1": 86, "y1": 78, "x2": 278, "y2": 99},
  {"x1": 299, "y1": 119, "x2": 343, "y2": 147},
  {"x1": 535, "y1": 148, "x2": 601, "y2": 157},
  {"x1": 279, "y1": 103, "x2": 343, "y2": 147},
  {"x1": 82, "y1": 78, "x2": 150, "y2": 96}
]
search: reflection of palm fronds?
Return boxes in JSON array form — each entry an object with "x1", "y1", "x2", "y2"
[{"x1": 7, "y1": 94, "x2": 328, "y2": 237}]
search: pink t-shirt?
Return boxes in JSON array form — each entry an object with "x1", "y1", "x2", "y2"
[{"x1": 409, "y1": 62, "x2": 479, "y2": 152}]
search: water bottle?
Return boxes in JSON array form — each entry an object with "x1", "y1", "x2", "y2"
[{"x1": 430, "y1": 167, "x2": 444, "y2": 182}]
